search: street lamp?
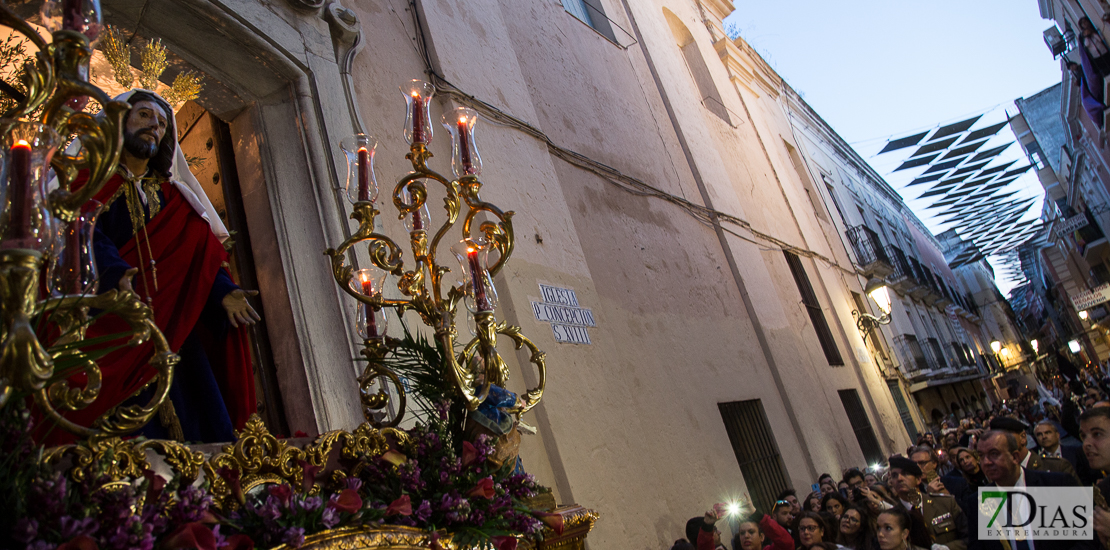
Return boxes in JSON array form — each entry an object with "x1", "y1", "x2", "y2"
[
  {"x1": 1069, "y1": 339, "x2": 1082, "y2": 353},
  {"x1": 1030, "y1": 339, "x2": 1039, "y2": 353},
  {"x1": 1080, "y1": 310, "x2": 1090, "y2": 320},
  {"x1": 853, "y1": 278, "x2": 892, "y2": 344},
  {"x1": 990, "y1": 340, "x2": 1002, "y2": 354}
]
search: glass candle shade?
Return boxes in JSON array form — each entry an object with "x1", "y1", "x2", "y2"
[
  {"x1": 450, "y1": 238, "x2": 498, "y2": 313},
  {"x1": 350, "y1": 267, "x2": 389, "y2": 340},
  {"x1": 400, "y1": 186, "x2": 432, "y2": 233},
  {"x1": 40, "y1": 0, "x2": 103, "y2": 44},
  {"x1": 0, "y1": 120, "x2": 60, "y2": 252},
  {"x1": 402, "y1": 80, "x2": 435, "y2": 146},
  {"x1": 442, "y1": 107, "x2": 482, "y2": 178},
  {"x1": 341, "y1": 134, "x2": 379, "y2": 203},
  {"x1": 49, "y1": 200, "x2": 103, "y2": 296}
]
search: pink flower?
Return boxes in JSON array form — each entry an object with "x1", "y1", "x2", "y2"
[
  {"x1": 216, "y1": 466, "x2": 244, "y2": 505},
  {"x1": 297, "y1": 459, "x2": 322, "y2": 493},
  {"x1": 163, "y1": 523, "x2": 217, "y2": 550},
  {"x1": 222, "y1": 534, "x2": 254, "y2": 550},
  {"x1": 466, "y1": 476, "x2": 495, "y2": 499},
  {"x1": 56, "y1": 535, "x2": 99, "y2": 550},
  {"x1": 461, "y1": 441, "x2": 478, "y2": 467},
  {"x1": 534, "y1": 511, "x2": 565, "y2": 535},
  {"x1": 142, "y1": 469, "x2": 166, "y2": 502},
  {"x1": 268, "y1": 483, "x2": 293, "y2": 504},
  {"x1": 491, "y1": 535, "x2": 518, "y2": 550},
  {"x1": 386, "y1": 494, "x2": 412, "y2": 516},
  {"x1": 330, "y1": 488, "x2": 363, "y2": 513}
]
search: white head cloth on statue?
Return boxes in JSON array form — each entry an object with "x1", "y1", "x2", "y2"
[
  {"x1": 110, "y1": 89, "x2": 229, "y2": 242},
  {"x1": 59, "y1": 89, "x2": 231, "y2": 241}
]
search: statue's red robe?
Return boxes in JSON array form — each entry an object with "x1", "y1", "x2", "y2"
[{"x1": 39, "y1": 170, "x2": 255, "y2": 445}]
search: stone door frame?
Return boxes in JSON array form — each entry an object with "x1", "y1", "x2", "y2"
[{"x1": 104, "y1": 0, "x2": 370, "y2": 434}]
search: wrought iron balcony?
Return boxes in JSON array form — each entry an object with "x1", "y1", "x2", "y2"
[
  {"x1": 885, "y1": 245, "x2": 916, "y2": 294},
  {"x1": 925, "y1": 337, "x2": 952, "y2": 371},
  {"x1": 847, "y1": 225, "x2": 894, "y2": 277},
  {"x1": 906, "y1": 257, "x2": 931, "y2": 299},
  {"x1": 894, "y1": 334, "x2": 931, "y2": 374}
]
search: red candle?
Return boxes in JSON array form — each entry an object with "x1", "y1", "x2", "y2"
[
  {"x1": 411, "y1": 207, "x2": 425, "y2": 231},
  {"x1": 466, "y1": 246, "x2": 490, "y2": 311},
  {"x1": 411, "y1": 93, "x2": 427, "y2": 144},
  {"x1": 357, "y1": 147, "x2": 370, "y2": 202},
  {"x1": 63, "y1": 218, "x2": 82, "y2": 293},
  {"x1": 361, "y1": 275, "x2": 379, "y2": 337},
  {"x1": 8, "y1": 140, "x2": 32, "y2": 243},
  {"x1": 457, "y1": 117, "x2": 473, "y2": 174},
  {"x1": 62, "y1": 0, "x2": 83, "y2": 31}
]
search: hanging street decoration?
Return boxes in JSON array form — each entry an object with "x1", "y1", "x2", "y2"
[{"x1": 874, "y1": 110, "x2": 1042, "y2": 282}]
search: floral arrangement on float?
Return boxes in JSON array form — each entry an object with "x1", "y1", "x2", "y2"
[{"x1": 0, "y1": 0, "x2": 596, "y2": 548}]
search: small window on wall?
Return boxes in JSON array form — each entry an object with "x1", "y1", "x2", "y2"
[
  {"x1": 562, "y1": 0, "x2": 618, "y2": 43},
  {"x1": 663, "y1": 8, "x2": 730, "y2": 123}
]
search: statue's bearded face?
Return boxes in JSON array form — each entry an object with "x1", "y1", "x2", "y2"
[{"x1": 123, "y1": 100, "x2": 168, "y2": 160}]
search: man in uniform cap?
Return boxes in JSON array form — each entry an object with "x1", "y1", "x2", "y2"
[
  {"x1": 989, "y1": 416, "x2": 1079, "y2": 481},
  {"x1": 888, "y1": 455, "x2": 968, "y2": 550}
]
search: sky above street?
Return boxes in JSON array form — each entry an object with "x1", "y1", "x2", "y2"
[{"x1": 724, "y1": 0, "x2": 1062, "y2": 292}]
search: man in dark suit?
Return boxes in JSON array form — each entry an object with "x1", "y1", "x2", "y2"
[
  {"x1": 1079, "y1": 407, "x2": 1110, "y2": 546},
  {"x1": 989, "y1": 417, "x2": 1079, "y2": 482},
  {"x1": 1033, "y1": 419, "x2": 1099, "y2": 485},
  {"x1": 969, "y1": 430, "x2": 1098, "y2": 550}
]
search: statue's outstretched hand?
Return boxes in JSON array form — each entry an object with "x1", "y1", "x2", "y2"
[
  {"x1": 222, "y1": 289, "x2": 261, "y2": 327},
  {"x1": 118, "y1": 267, "x2": 139, "y2": 294}
]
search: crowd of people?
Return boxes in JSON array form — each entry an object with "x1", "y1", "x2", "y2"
[{"x1": 670, "y1": 365, "x2": 1110, "y2": 550}]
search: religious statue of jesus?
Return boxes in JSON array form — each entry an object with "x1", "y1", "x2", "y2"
[{"x1": 53, "y1": 90, "x2": 260, "y2": 444}]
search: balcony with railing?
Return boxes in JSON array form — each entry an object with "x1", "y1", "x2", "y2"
[
  {"x1": 885, "y1": 245, "x2": 917, "y2": 294},
  {"x1": 906, "y1": 257, "x2": 931, "y2": 299},
  {"x1": 963, "y1": 293, "x2": 981, "y2": 321},
  {"x1": 925, "y1": 337, "x2": 952, "y2": 372},
  {"x1": 894, "y1": 334, "x2": 931, "y2": 379},
  {"x1": 934, "y1": 277, "x2": 954, "y2": 308},
  {"x1": 847, "y1": 225, "x2": 894, "y2": 277}
]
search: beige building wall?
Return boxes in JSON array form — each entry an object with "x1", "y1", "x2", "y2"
[{"x1": 98, "y1": 0, "x2": 932, "y2": 546}]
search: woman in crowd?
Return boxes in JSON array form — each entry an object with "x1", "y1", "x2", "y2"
[
  {"x1": 732, "y1": 511, "x2": 794, "y2": 550},
  {"x1": 836, "y1": 505, "x2": 877, "y2": 550},
  {"x1": 820, "y1": 492, "x2": 849, "y2": 519},
  {"x1": 950, "y1": 446, "x2": 989, "y2": 487},
  {"x1": 874, "y1": 508, "x2": 928, "y2": 550},
  {"x1": 802, "y1": 491, "x2": 823, "y2": 513},
  {"x1": 795, "y1": 511, "x2": 833, "y2": 549},
  {"x1": 858, "y1": 484, "x2": 895, "y2": 517}
]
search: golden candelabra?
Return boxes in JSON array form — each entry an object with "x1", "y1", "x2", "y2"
[
  {"x1": 325, "y1": 83, "x2": 546, "y2": 427},
  {"x1": 0, "y1": 1, "x2": 176, "y2": 436}
]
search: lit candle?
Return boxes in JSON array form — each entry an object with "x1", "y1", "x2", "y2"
[
  {"x1": 466, "y1": 246, "x2": 490, "y2": 311},
  {"x1": 411, "y1": 91, "x2": 427, "y2": 145},
  {"x1": 8, "y1": 140, "x2": 32, "y2": 243},
  {"x1": 360, "y1": 272, "x2": 379, "y2": 337},
  {"x1": 357, "y1": 146, "x2": 370, "y2": 202},
  {"x1": 457, "y1": 116, "x2": 473, "y2": 175}
]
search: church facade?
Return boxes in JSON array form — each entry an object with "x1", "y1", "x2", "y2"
[{"x1": 75, "y1": 0, "x2": 1021, "y2": 545}]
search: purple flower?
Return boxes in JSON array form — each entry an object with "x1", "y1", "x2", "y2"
[
  {"x1": 12, "y1": 517, "x2": 37, "y2": 543},
  {"x1": 321, "y1": 507, "x2": 340, "y2": 529},
  {"x1": 345, "y1": 477, "x2": 363, "y2": 492},
  {"x1": 413, "y1": 500, "x2": 433, "y2": 522},
  {"x1": 282, "y1": 526, "x2": 306, "y2": 547},
  {"x1": 58, "y1": 516, "x2": 98, "y2": 539},
  {"x1": 302, "y1": 495, "x2": 324, "y2": 512}
]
